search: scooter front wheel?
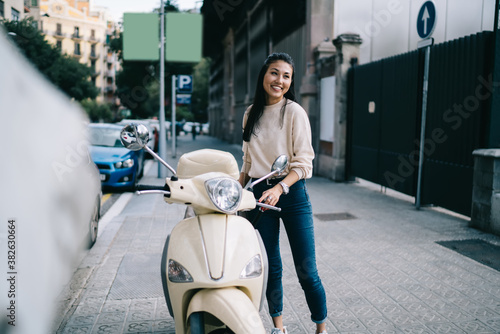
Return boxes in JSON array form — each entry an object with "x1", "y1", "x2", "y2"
[{"x1": 189, "y1": 312, "x2": 235, "y2": 334}]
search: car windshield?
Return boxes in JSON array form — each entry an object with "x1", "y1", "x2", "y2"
[{"x1": 88, "y1": 126, "x2": 123, "y2": 147}]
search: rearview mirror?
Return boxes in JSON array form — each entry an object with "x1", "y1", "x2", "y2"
[
  {"x1": 245, "y1": 155, "x2": 289, "y2": 191},
  {"x1": 120, "y1": 124, "x2": 149, "y2": 151},
  {"x1": 271, "y1": 155, "x2": 288, "y2": 176}
]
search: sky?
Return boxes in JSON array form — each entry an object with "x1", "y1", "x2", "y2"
[{"x1": 92, "y1": 0, "x2": 202, "y2": 22}]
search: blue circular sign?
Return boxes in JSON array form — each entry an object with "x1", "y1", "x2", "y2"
[{"x1": 417, "y1": 1, "x2": 436, "y2": 39}]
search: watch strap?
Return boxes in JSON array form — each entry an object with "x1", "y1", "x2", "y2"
[{"x1": 279, "y1": 181, "x2": 289, "y2": 195}]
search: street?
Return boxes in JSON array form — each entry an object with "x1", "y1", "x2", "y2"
[{"x1": 55, "y1": 135, "x2": 500, "y2": 334}]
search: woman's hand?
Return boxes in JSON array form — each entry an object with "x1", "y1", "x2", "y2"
[{"x1": 259, "y1": 185, "x2": 283, "y2": 208}]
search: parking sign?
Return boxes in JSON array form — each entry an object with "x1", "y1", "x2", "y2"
[{"x1": 177, "y1": 75, "x2": 193, "y2": 93}]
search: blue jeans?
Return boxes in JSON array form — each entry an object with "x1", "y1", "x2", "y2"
[{"x1": 249, "y1": 179, "x2": 327, "y2": 324}]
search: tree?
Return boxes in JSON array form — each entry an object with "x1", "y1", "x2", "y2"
[
  {"x1": 1, "y1": 18, "x2": 99, "y2": 101},
  {"x1": 80, "y1": 99, "x2": 113, "y2": 123},
  {"x1": 191, "y1": 58, "x2": 211, "y2": 123}
]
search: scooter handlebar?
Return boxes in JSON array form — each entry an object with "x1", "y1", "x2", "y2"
[
  {"x1": 136, "y1": 184, "x2": 167, "y2": 191},
  {"x1": 135, "y1": 184, "x2": 171, "y2": 196},
  {"x1": 255, "y1": 202, "x2": 281, "y2": 212}
]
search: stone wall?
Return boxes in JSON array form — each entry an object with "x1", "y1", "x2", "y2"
[{"x1": 471, "y1": 149, "x2": 500, "y2": 236}]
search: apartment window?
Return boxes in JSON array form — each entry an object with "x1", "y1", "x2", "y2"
[
  {"x1": 56, "y1": 40, "x2": 62, "y2": 49},
  {"x1": 74, "y1": 42, "x2": 80, "y2": 55},
  {"x1": 0, "y1": 1, "x2": 4, "y2": 18},
  {"x1": 31, "y1": 0, "x2": 38, "y2": 6},
  {"x1": 90, "y1": 44, "x2": 96, "y2": 56},
  {"x1": 74, "y1": 26, "x2": 79, "y2": 38},
  {"x1": 90, "y1": 59, "x2": 96, "y2": 71},
  {"x1": 11, "y1": 8, "x2": 20, "y2": 21},
  {"x1": 90, "y1": 29, "x2": 95, "y2": 39},
  {"x1": 56, "y1": 23, "x2": 62, "y2": 35}
]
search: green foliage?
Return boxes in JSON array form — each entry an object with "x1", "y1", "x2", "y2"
[
  {"x1": 80, "y1": 99, "x2": 113, "y2": 123},
  {"x1": 191, "y1": 58, "x2": 211, "y2": 123},
  {"x1": 2, "y1": 18, "x2": 99, "y2": 101}
]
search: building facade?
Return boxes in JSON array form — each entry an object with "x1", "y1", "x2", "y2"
[
  {"x1": 38, "y1": 0, "x2": 119, "y2": 103},
  {"x1": 202, "y1": 0, "x2": 497, "y2": 179},
  {"x1": 0, "y1": 0, "x2": 26, "y2": 21}
]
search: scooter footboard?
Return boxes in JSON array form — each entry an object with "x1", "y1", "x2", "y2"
[{"x1": 186, "y1": 287, "x2": 265, "y2": 334}]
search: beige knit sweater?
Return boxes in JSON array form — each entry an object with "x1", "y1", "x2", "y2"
[{"x1": 241, "y1": 98, "x2": 315, "y2": 180}]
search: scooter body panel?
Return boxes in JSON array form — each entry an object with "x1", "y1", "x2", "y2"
[
  {"x1": 186, "y1": 287, "x2": 266, "y2": 334},
  {"x1": 165, "y1": 214, "x2": 266, "y2": 333}
]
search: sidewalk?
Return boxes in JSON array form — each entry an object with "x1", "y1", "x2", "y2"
[{"x1": 56, "y1": 134, "x2": 500, "y2": 334}]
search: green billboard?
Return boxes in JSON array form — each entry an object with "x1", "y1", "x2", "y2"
[
  {"x1": 123, "y1": 13, "x2": 159, "y2": 61},
  {"x1": 123, "y1": 12, "x2": 202, "y2": 63},
  {"x1": 165, "y1": 13, "x2": 202, "y2": 63}
]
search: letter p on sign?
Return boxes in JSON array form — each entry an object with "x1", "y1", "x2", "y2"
[{"x1": 177, "y1": 75, "x2": 192, "y2": 93}]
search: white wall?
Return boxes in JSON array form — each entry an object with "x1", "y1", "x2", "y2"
[
  {"x1": 334, "y1": 0, "x2": 496, "y2": 64},
  {"x1": 320, "y1": 76, "x2": 335, "y2": 142},
  {"x1": 2, "y1": 0, "x2": 25, "y2": 20}
]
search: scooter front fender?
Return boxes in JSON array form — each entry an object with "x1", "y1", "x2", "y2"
[{"x1": 186, "y1": 287, "x2": 265, "y2": 334}]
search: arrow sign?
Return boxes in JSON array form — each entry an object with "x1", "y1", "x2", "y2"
[
  {"x1": 417, "y1": 1, "x2": 436, "y2": 39},
  {"x1": 422, "y1": 6, "x2": 430, "y2": 35}
]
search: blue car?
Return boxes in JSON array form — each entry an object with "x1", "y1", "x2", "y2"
[{"x1": 88, "y1": 123, "x2": 144, "y2": 191}]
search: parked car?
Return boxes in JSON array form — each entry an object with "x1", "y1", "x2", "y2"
[
  {"x1": 87, "y1": 161, "x2": 102, "y2": 248},
  {"x1": 201, "y1": 122, "x2": 209, "y2": 134},
  {"x1": 87, "y1": 123, "x2": 144, "y2": 191}
]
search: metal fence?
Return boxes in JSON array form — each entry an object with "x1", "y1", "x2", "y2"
[{"x1": 348, "y1": 31, "x2": 494, "y2": 216}]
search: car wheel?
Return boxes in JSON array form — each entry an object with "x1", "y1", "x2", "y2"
[{"x1": 87, "y1": 197, "x2": 100, "y2": 249}]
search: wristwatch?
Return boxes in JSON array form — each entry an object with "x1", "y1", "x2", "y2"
[{"x1": 279, "y1": 181, "x2": 289, "y2": 195}]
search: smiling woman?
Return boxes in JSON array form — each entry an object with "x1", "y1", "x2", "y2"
[{"x1": 238, "y1": 52, "x2": 328, "y2": 334}]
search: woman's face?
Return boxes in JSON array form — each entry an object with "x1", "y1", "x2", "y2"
[{"x1": 262, "y1": 60, "x2": 293, "y2": 105}]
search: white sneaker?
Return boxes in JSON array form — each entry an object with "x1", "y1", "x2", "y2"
[
  {"x1": 317, "y1": 331, "x2": 328, "y2": 334},
  {"x1": 270, "y1": 327, "x2": 287, "y2": 334}
]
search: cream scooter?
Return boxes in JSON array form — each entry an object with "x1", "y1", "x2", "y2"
[{"x1": 120, "y1": 124, "x2": 287, "y2": 334}]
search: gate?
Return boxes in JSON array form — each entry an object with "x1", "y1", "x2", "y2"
[{"x1": 347, "y1": 31, "x2": 494, "y2": 216}]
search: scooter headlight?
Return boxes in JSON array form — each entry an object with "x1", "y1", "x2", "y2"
[
  {"x1": 240, "y1": 255, "x2": 262, "y2": 279},
  {"x1": 205, "y1": 177, "x2": 242, "y2": 214},
  {"x1": 168, "y1": 259, "x2": 193, "y2": 283}
]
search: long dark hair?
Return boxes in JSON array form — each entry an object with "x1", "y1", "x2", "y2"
[{"x1": 242, "y1": 52, "x2": 296, "y2": 142}]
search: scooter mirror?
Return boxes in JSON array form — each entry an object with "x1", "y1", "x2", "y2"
[
  {"x1": 120, "y1": 124, "x2": 149, "y2": 151},
  {"x1": 271, "y1": 155, "x2": 288, "y2": 176},
  {"x1": 246, "y1": 155, "x2": 289, "y2": 191}
]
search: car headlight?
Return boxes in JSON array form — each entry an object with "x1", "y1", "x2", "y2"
[
  {"x1": 114, "y1": 158, "x2": 134, "y2": 169},
  {"x1": 205, "y1": 177, "x2": 242, "y2": 214},
  {"x1": 240, "y1": 255, "x2": 262, "y2": 279},
  {"x1": 168, "y1": 259, "x2": 193, "y2": 283}
]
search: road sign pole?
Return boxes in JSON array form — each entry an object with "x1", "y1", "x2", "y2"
[
  {"x1": 416, "y1": 38, "x2": 433, "y2": 210},
  {"x1": 158, "y1": 0, "x2": 167, "y2": 179},
  {"x1": 172, "y1": 75, "x2": 177, "y2": 158}
]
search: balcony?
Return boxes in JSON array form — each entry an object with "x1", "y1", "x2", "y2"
[
  {"x1": 50, "y1": 30, "x2": 66, "y2": 39},
  {"x1": 71, "y1": 33, "x2": 83, "y2": 41},
  {"x1": 89, "y1": 51, "x2": 99, "y2": 60},
  {"x1": 105, "y1": 70, "x2": 115, "y2": 77},
  {"x1": 89, "y1": 36, "x2": 100, "y2": 44},
  {"x1": 72, "y1": 50, "x2": 83, "y2": 58}
]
